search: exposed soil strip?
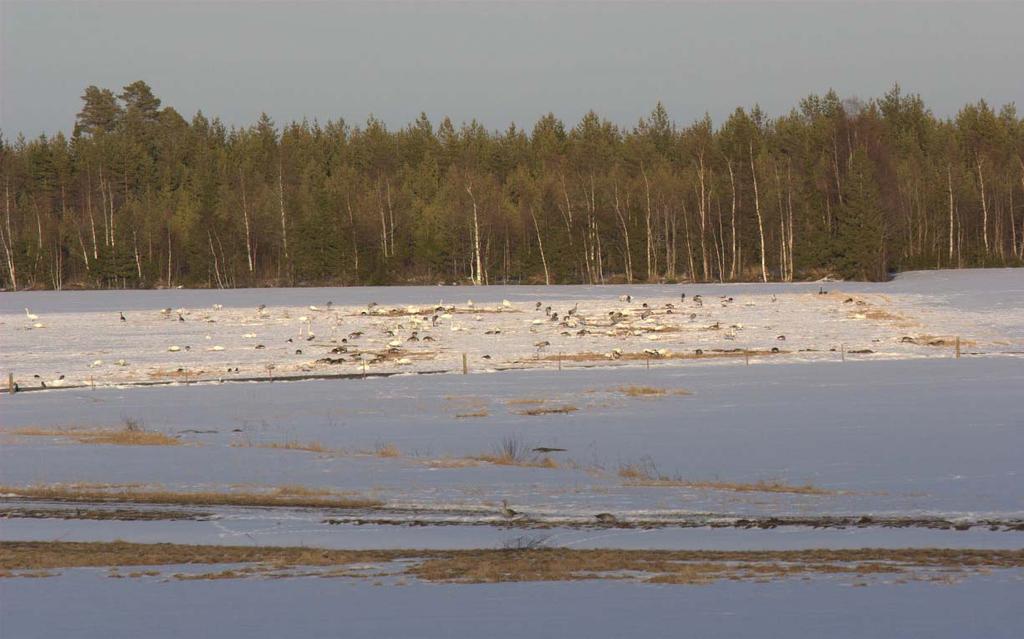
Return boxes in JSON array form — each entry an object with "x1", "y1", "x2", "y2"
[
  {"x1": 4, "y1": 368, "x2": 450, "y2": 394},
  {"x1": 1, "y1": 507, "x2": 214, "y2": 522},
  {"x1": 0, "y1": 486, "x2": 381, "y2": 510},
  {"x1": 3, "y1": 542, "x2": 1022, "y2": 584},
  {"x1": 323, "y1": 513, "x2": 1024, "y2": 532}
]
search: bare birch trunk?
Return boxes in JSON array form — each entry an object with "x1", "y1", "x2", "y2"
[
  {"x1": 108, "y1": 182, "x2": 116, "y2": 249},
  {"x1": 612, "y1": 181, "x2": 633, "y2": 283},
  {"x1": 750, "y1": 143, "x2": 768, "y2": 282},
  {"x1": 278, "y1": 162, "x2": 289, "y2": 276},
  {"x1": 346, "y1": 197, "x2": 359, "y2": 275},
  {"x1": 786, "y1": 162, "x2": 795, "y2": 281},
  {"x1": 641, "y1": 165, "x2": 655, "y2": 280},
  {"x1": 465, "y1": 184, "x2": 483, "y2": 286},
  {"x1": 77, "y1": 227, "x2": 90, "y2": 272},
  {"x1": 166, "y1": 227, "x2": 173, "y2": 287},
  {"x1": 977, "y1": 160, "x2": 989, "y2": 255},
  {"x1": 240, "y1": 172, "x2": 254, "y2": 273},
  {"x1": 100, "y1": 169, "x2": 109, "y2": 248},
  {"x1": 386, "y1": 179, "x2": 395, "y2": 257},
  {"x1": 947, "y1": 166, "x2": 955, "y2": 263},
  {"x1": 774, "y1": 162, "x2": 787, "y2": 281},
  {"x1": 727, "y1": 160, "x2": 738, "y2": 280},
  {"x1": 2, "y1": 180, "x2": 17, "y2": 289},
  {"x1": 208, "y1": 232, "x2": 224, "y2": 289},
  {"x1": 129, "y1": 230, "x2": 139, "y2": 281},
  {"x1": 697, "y1": 154, "x2": 708, "y2": 280},
  {"x1": 1016, "y1": 157, "x2": 1024, "y2": 258},
  {"x1": 528, "y1": 207, "x2": 550, "y2": 285},
  {"x1": 681, "y1": 202, "x2": 696, "y2": 281},
  {"x1": 86, "y1": 176, "x2": 98, "y2": 260}
]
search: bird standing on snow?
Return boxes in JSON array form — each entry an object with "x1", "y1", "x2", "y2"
[
  {"x1": 120, "y1": 312, "x2": 126, "y2": 322},
  {"x1": 501, "y1": 500, "x2": 519, "y2": 519}
]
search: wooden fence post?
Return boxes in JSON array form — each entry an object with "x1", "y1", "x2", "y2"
[
  {"x1": 462, "y1": 353, "x2": 468, "y2": 375},
  {"x1": 955, "y1": 336, "x2": 961, "y2": 359},
  {"x1": 841, "y1": 343, "x2": 845, "y2": 362},
  {"x1": 8, "y1": 373, "x2": 13, "y2": 395}
]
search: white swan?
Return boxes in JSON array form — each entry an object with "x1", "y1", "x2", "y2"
[{"x1": 25, "y1": 308, "x2": 38, "y2": 321}]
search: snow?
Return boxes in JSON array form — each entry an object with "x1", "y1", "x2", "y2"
[
  {"x1": 1, "y1": 268, "x2": 1022, "y2": 635},
  {"x1": 2, "y1": 358, "x2": 1022, "y2": 531},
  {"x1": 3, "y1": 268, "x2": 1021, "y2": 391},
  {"x1": 2, "y1": 568, "x2": 1023, "y2": 639}
]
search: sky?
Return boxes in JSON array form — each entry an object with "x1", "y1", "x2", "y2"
[{"x1": 1, "y1": 1, "x2": 1022, "y2": 138}]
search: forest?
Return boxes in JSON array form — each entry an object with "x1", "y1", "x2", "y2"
[{"x1": 1, "y1": 81, "x2": 1021, "y2": 290}]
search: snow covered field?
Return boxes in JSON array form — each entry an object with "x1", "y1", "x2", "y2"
[
  {"x1": 4, "y1": 568, "x2": 1023, "y2": 639},
  {"x1": 1, "y1": 269, "x2": 1022, "y2": 637},
  {"x1": 3, "y1": 268, "x2": 1021, "y2": 390}
]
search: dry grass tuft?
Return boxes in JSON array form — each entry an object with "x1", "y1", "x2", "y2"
[
  {"x1": 617, "y1": 463, "x2": 652, "y2": 480},
  {"x1": 374, "y1": 443, "x2": 401, "y2": 458},
  {"x1": 465, "y1": 435, "x2": 560, "y2": 468},
  {"x1": 12, "y1": 425, "x2": 179, "y2": 447},
  {"x1": 0, "y1": 484, "x2": 382, "y2": 510}
]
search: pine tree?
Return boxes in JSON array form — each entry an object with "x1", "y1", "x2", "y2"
[{"x1": 835, "y1": 148, "x2": 886, "y2": 280}]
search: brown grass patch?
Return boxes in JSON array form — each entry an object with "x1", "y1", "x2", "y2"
[
  {"x1": 425, "y1": 458, "x2": 483, "y2": 469},
  {"x1": 614, "y1": 385, "x2": 691, "y2": 398},
  {"x1": 231, "y1": 439, "x2": 332, "y2": 454},
  {"x1": 6, "y1": 542, "x2": 1020, "y2": 585},
  {"x1": 531, "y1": 349, "x2": 783, "y2": 364},
  {"x1": 455, "y1": 409, "x2": 490, "y2": 419},
  {"x1": 907, "y1": 334, "x2": 976, "y2": 348},
  {"x1": 861, "y1": 308, "x2": 904, "y2": 322},
  {"x1": 617, "y1": 462, "x2": 836, "y2": 495},
  {"x1": 146, "y1": 368, "x2": 206, "y2": 380},
  {"x1": 447, "y1": 395, "x2": 490, "y2": 419},
  {"x1": 505, "y1": 397, "x2": 546, "y2": 406},
  {"x1": 627, "y1": 479, "x2": 838, "y2": 496},
  {"x1": 470, "y1": 454, "x2": 559, "y2": 468},
  {"x1": 0, "y1": 484, "x2": 381, "y2": 510},
  {"x1": 12, "y1": 427, "x2": 180, "y2": 446}
]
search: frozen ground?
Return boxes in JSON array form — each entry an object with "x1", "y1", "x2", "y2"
[
  {"x1": 3, "y1": 268, "x2": 1021, "y2": 390},
  {"x1": 2, "y1": 359, "x2": 1021, "y2": 520},
  {"x1": 1, "y1": 269, "x2": 1022, "y2": 636},
  {"x1": 2, "y1": 568, "x2": 1023, "y2": 639}
]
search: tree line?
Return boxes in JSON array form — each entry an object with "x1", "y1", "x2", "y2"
[{"x1": 1, "y1": 81, "x2": 1021, "y2": 290}]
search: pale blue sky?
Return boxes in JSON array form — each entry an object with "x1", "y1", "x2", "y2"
[{"x1": 2, "y1": 1, "x2": 1021, "y2": 137}]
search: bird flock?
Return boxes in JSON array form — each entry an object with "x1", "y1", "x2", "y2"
[{"x1": 8, "y1": 287, "x2": 948, "y2": 390}]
